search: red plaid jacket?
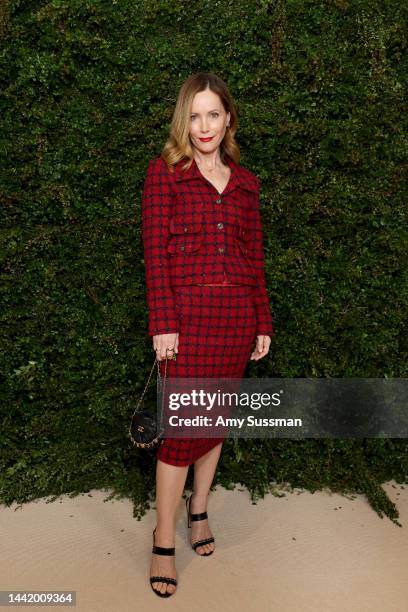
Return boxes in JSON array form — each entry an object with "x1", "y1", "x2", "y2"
[{"x1": 141, "y1": 154, "x2": 274, "y2": 338}]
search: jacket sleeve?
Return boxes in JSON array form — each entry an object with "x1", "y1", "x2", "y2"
[
  {"x1": 141, "y1": 157, "x2": 180, "y2": 337},
  {"x1": 247, "y1": 176, "x2": 275, "y2": 337}
]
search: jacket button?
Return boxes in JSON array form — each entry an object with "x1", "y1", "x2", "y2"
[
  {"x1": 218, "y1": 247, "x2": 224, "y2": 253},
  {"x1": 216, "y1": 198, "x2": 222, "y2": 204},
  {"x1": 217, "y1": 222, "x2": 224, "y2": 230},
  {"x1": 180, "y1": 245, "x2": 185, "y2": 251},
  {"x1": 183, "y1": 226, "x2": 188, "y2": 232}
]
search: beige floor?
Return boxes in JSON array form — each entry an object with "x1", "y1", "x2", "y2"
[{"x1": 1, "y1": 480, "x2": 407, "y2": 612}]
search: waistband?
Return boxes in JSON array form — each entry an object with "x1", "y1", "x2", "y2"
[
  {"x1": 172, "y1": 284, "x2": 256, "y2": 295},
  {"x1": 196, "y1": 270, "x2": 243, "y2": 286}
]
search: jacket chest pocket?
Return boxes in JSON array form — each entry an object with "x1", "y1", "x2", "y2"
[
  {"x1": 167, "y1": 217, "x2": 203, "y2": 254},
  {"x1": 235, "y1": 224, "x2": 252, "y2": 257}
]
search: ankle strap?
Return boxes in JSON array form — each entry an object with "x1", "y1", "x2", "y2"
[
  {"x1": 190, "y1": 511, "x2": 208, "y2": 521},
  {"x1": 152, "y1": 545, "x2": 175, "y2": 555}
]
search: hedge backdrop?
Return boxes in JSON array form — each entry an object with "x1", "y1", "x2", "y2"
[{"x1": 1, "y1": 0, "x2": 407, "y2": 524}]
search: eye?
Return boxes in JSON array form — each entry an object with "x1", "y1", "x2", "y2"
[{"x1": 190, "y1": 113, "x2": 220, "y2": 120}]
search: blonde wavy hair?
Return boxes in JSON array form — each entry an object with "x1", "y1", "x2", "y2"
[{"x1": 161, "y1": 72, "x2": 240, "y2": 174}]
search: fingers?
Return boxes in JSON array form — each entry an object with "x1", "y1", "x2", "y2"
[
  {"x1": 152, "y1": 332, "x2": 179, "y2": 361},
  {"x1": 153, "y1": 333, "x2": 270, "y2": 362},
  {"x1": 250, "y1": 335, "x2": 271, "y2": 360}
]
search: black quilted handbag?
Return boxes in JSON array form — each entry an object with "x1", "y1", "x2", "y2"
[{"x1": 128, "y1": 355, "x2": 172, "y2": 449}]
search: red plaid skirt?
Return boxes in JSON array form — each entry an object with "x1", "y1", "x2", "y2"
[{"x1": 156, "y1": 284, "x2": 257, "y2": 466}]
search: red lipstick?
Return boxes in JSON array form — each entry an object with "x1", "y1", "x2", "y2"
[{"x1": 199, "y1": 136, "x2": 214, "y2": 142}]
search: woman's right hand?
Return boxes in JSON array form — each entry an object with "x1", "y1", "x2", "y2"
[{"x1": 153, "y1": 332, "x2": 179, "y2": 361}]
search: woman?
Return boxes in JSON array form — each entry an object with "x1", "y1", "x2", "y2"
[{"x1": 141, "y1": 72, "x2": 274, "y2": 597}]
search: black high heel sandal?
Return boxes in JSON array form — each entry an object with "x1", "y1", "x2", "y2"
[
  {"x1": 150, "y1": 527, "x2": 177, "y2": 598},
  {"x1": 185, "y1": 494, "x2": 215, "y2": 556}
]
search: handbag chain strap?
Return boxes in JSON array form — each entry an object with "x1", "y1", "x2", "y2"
[{"x1": 131, "y1": 355, "x2": 169, "y2": 419}]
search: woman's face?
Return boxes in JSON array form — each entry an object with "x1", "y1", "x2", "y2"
[{"x1": 189, "y1": 88, "x2": 230, "y2": 155}]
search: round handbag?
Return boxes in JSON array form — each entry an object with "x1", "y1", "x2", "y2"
[{"x1": 128, "y1": 355, "x2": 172, "y2": 449}]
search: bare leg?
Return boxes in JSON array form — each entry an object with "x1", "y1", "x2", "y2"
[
  {"x1": 150, "y1": 458, "x2": 189, "y2": 595},
  {"x1": 190, "y1": 441, "x2": 223, "y2": 555}
]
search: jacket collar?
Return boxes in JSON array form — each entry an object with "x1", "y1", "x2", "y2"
[{"x1": 173, "y1": 154, "x2": 258, "y2": 195}]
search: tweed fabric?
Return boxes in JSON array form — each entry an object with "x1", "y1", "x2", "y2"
[
  {"x1": 156, "y1": 284, "x2": 257, "y2": 466},
  {"x1": 141, "y1": 154, "x2": 274, "y2": 337}
]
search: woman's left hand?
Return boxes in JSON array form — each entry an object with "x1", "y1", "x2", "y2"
[{"x1": 250, "y1": 335, "x2": 271, "y2": 360}]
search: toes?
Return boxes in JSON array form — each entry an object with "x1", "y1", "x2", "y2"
[
  {"x1": 197, "y1": 543, "x2": 211, "y2": 555},
  {"x1": 152, "y1": 580, "x2": 164, "y2": 595},
  {"x1": 194, "y1": 541, "x2": 215, "y2": 555},
  {"x1": 152, "y1": 580, "x2": 176, "y2": 595},
  {"x1": 160, "y1": 583, "x2": 168, "y2": 595},
  {"x1": 203, "y1": 543, "x2": 214, "y2": 554}
]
